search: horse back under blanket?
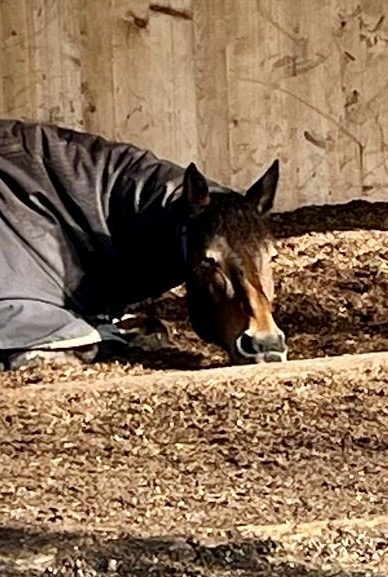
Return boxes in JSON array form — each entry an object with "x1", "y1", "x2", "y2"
[{"x1": 0, "y1": 119, "x2": 199, "y2": 350}]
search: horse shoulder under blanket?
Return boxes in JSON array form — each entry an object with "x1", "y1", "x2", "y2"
[{"x1": 0, "y1": 119, "x2": 287, "y2": 370}]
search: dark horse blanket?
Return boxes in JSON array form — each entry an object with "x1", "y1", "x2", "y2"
[{"x1": 0, "y1": 119, "x2": 225, "y2": 351}]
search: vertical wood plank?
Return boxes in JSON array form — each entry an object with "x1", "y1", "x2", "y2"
[
  {"x1": 1, "y1": 0, "x2": 34, "y2": 119},
  {"x1": 346, "y1": 0, "x2": 388, "y2": 201},
  {"x1": 169, "y1": 9, "x2": 198, "y2": 165},
  {"x1": 57, "y1": 0, "x2": 83, "y2": 128},
  {"x1": 112, "y1": 0, "x2": 196, "y2": 165},
  {"x1": 148, "y1": 4, "x2": 197, "y2": 164},
  {"x1": 0, "y1": 6, "x2": 4, "y2": 115},
  {"x1": 26, "y1": 0, "x2": 48, "y2": 122},
  {"x1": 35, "y1": 0, "x2": 64, "y2": 124},
  {"x1": 111, "y1": 0, "x2": 152, "y2": 146},
  {"x1": 79, "y1": 0, "x2": 115, "y2": 136},
  {"x1": 192, "y1": 0, "x2": 231, "y2": 183}
]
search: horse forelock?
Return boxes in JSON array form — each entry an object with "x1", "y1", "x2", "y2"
[{"x1": 197, "y1": 190, "x2": 270, "y2": 253}]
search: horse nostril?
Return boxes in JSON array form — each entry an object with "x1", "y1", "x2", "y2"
[
  {"x1": 239, "y1": 333, "x2": 258, "y2": 356},
  {"x1": 263, "y1": 333, "x2": 287, "y2": 353}
]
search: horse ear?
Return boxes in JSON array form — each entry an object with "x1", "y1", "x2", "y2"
[
  {"x1": 245, "y1": 159, "x2": 279, "y2": 214},
  {"x1": 183, "y1": 162, "x2": 210, "y2": 213}
]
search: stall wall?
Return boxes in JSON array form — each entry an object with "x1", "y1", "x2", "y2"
[{"x1": 1, "y1": 0, "x2": 388, "y2": 210}]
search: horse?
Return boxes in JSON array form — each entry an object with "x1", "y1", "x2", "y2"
[{"x1": 0, "y1": 119, "x2": 286, "y2": 370}]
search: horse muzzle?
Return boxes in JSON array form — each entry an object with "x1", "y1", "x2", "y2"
[{"x1": 235, "y1": 329, "x2": 288, "y2": 364}]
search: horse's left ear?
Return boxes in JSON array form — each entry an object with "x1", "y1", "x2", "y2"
[
  {"x1": 245, "y1": 159, "x2": 279, "y2": 215},
  {"x1": 183, "y1": 162, "x2": 211, "y2": 214}
]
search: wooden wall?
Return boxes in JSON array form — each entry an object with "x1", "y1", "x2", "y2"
[{"x1": 1, "y1": 0, "x2": 388, "y2": 211}]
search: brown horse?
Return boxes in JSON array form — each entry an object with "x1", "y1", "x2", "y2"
[{"x1": 0, "y1": 120, "x2": 286, "y2": 369}]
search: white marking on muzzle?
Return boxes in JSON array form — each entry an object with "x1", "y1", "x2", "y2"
[{"x1": 235, "y1": 332, "x2": 288, "y2": 363}]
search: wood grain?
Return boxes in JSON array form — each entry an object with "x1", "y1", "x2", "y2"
[{"x1": 1, "y1": 0, "x2": 388, "y2": 209}]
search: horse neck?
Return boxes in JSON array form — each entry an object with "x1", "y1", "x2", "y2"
[{"x1": 108, "y1": 188, "x2": 188, "y2": 301}]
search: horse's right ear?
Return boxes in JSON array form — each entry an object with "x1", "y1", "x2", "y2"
[{"x1": 183, "y1": 163, "x2": 211, "y2": 214}]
